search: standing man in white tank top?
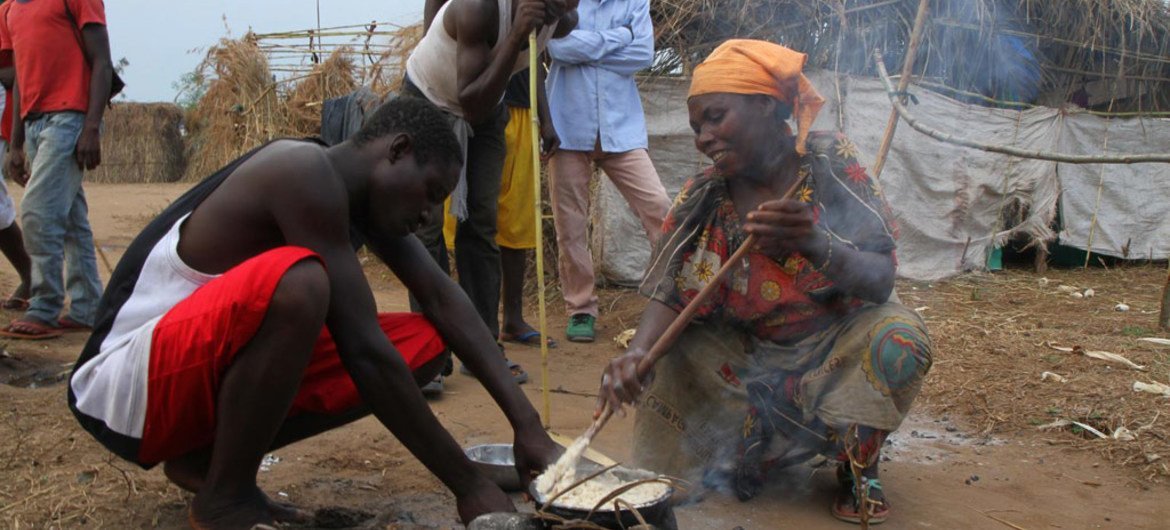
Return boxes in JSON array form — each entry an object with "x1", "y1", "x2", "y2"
[{"x1": 403, "y1": 0, "x2": 577, "y2": 390}]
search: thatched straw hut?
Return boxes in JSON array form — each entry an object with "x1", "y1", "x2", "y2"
[
  {"x1": 284, "y1": 48, "x2": 360, "y2": 134},
  {"x1": 182, "y1": 35, "x2": 286, "y2": 181},
  {"x1": 652, "y1": 0, "x2": 1170, "y2": 111},
  {"x1": 88, "y1": 103, "x2": 186, "y2": 184}
]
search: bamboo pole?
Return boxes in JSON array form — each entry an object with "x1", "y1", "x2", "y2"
[
  {"x1": 529, "y1": 33, "x2": 552, "y2": 428},
  {"x1": 873, "y1": 54, "x2": 1170, "y2": 164},
  {"x1": 870, "y1": 0, "x2": 931, "y2": 180}
]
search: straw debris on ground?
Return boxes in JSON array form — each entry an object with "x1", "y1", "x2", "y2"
[{"x1": 901, "y1": 264, "x2": 1170, "y2": 482}]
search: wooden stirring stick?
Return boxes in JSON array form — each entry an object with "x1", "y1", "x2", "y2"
[{"x1": 581, "y1": 175, "x2": 808, "y2": 443}]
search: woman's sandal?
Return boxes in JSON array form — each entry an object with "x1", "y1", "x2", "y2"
[{"x1": 832, "y1": 467, "x2": 890, "y2": 525}]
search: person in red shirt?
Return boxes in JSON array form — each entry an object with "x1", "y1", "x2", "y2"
[
  {"x1": 0, "y1": 0, "x2": 113, "y2": 339},
  {"x1": 0, "y1": 3, "x2": 31, "y2": 313}
]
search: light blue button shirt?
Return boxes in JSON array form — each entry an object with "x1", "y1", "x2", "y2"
[{"x1": 546, "y1": 0, "x2": 654, "y2": 153}]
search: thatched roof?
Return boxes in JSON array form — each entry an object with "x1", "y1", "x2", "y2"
[{"x1": 651, "y1": 0, "x2": 1170, "y2": 111}]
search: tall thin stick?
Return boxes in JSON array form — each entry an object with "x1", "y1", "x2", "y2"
[
  {"x1": 870, "y1": 0, "x2": 931, "y2": 180},
  {"x1": 1160, "y1": 262, "x2": 1170, "y2": 331},
  {"x1": 529, "y1": 32, "x2": 552, "y2": 427}
]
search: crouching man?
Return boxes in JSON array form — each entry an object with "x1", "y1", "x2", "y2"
[{"x1": 67, "y1": 97, "x2": 557, "y2": 528}]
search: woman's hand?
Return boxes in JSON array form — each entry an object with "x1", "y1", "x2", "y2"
[
  {"x1": 743, "y1": 199, "x2": 826, "y2": 261},
  {"x1": 594, "y1": 349, "x2": 651, "y2": 419}
]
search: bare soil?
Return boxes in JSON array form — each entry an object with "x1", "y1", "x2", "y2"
[{"x1": 1, "y1": 183, "x2": 1168, "y2": 529}]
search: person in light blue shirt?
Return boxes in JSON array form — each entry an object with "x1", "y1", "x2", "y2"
[{"x1": 546, "y1": 0, "x2": 670, "y2": 342}]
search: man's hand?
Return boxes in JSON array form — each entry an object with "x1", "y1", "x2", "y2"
[
  {"x1": 743, "y1": 199, "x2": 822, "y2": 260},
  {"x1": 75, "y1": 124, "x2": 102, "y2": 171},
  {"x1": 540, "y1": 121, "x2": 560, "y2": 160},
  {"x1": 455, "y1": 476, "x2": 517, "y2": 524},
  {"x1": 5, "y1": 147, "x2": 28, "y2": 187},
  {"x1": 513, "y1": 425, "x2": 560, "y2": 489},
  {"x1": 512, "y1": 0, "x2": 547, "y2": 41}
]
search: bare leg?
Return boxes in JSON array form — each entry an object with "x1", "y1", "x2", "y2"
[
  {"x1": 189, "y1": 261, "x2": 329, "y2": 529},
  {"x1": 167, "y1": 351, "x2": 449, "y2": 523},
  {"x1": 0, "y1": 223, "x2": 31, "y2": 302},
  {"x1": 499, "y1": 247, "x2": 532, "y2": 337}
]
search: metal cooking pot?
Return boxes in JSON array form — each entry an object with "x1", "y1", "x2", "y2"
[{"x1": 529, "y1": 465, "x2": 676, "y2": 529}]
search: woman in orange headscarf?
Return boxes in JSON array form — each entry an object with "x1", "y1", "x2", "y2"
[{"x1": 595, "y1": 40, "x2": 932, "y2": 524}]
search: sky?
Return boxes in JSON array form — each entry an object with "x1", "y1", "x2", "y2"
[{"x1": 107, "y1": 0, "x2": 426, "y2": 102}]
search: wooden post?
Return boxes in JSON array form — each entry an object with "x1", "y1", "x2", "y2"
[
  {"x1": 1160, "y1": 263, "x2": 1170, "y2": 331},
  {"x1": 870, "y1": 0, "x2": 931, "y2": 180},
  {"x1": 1034, "y1": 243, "x2": 1048, "y2": 274}
]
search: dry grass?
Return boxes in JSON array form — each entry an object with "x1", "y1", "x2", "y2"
[
  {"x1": 0, "y1": 387, "x2": 183, "y2": 528},
  {"x1": 361, "y1": 23, "x2": 424, "y2": 97},
  {"x1": 902, "y1": 264, "x2": 1170, "y2": 483},
  {"x1": 284, "y1": 49, "x2": 360, "y2": 135},
  {"x1": 182, "y1": 35, "x2": 286, "y2": 181},
  {"x1": 180, "y1": 24, "x2": 425, "y2": 182},
  {"x1": 88, "y1": 103, "x2": 186, "y2": 184}
]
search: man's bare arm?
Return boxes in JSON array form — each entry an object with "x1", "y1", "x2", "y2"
[
  {"x1": 368, "y1": 232, "x2": 557, "y2": 483},
  {"x1": 452, "y1": 0, "x2": 543, "y2": 124},
  {"x1": 266, "y1": 153, "x2": 503, "y2": 509}
]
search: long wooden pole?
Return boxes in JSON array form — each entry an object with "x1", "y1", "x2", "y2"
[
  {"x1": 1160, "y1": 262, "x2": 1170, "y2": 331},
  {"x1": 529, "y1": 33, "x2": 552, "y2": 427},
  {"x1": 870, "y1": 0, "x2": 931, "y2": 180}
]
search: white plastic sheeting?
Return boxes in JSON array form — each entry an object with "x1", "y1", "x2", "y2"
[{"x1": 592, "y1": 73, "x2": 1170, "y2": 283}]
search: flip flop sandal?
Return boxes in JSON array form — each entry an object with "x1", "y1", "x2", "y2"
[
  {"x1": 460, "y1": 359, "x2": 529, "y2": 384},
  {"x1": 0, "y1": 319, "x2": 63, "y2": 340},
  {"x1": 1, "y1": 298, "x2": 29, "y2": 311},
  {"x1": 500, "y1": 330, "x2": 557, "y2": 349},
  {"x1": 56, "y1": 317, "x2": 93, "y2": 333},
  {"x1": 832, "y1": 467, "x2": 890, "y2": 525},
  {"x1": 421, "y1": 375, "x2": 444, "y2": 397}
]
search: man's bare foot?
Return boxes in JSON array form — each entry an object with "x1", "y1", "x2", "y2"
[
  {"x1": 189, "y1": 489, "x2": 273, "y2": 530},
  {"x1": 167, "y1": 456, "x2": 311, "y2": 524}
]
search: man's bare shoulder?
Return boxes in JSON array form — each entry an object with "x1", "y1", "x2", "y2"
[
  {"x1": 447, "y1": 0, "x2": 499, "y2": 39},
  {"x1": 247, "y1": 140, "x2": 336, "y2": 185},
  {"x1": 234, "y1": 140, "x2": 346, "y2": 214}
]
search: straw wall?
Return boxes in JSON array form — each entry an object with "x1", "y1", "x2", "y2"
[{"x1": 87, "y1": 103, "x2": 186, "y2": 184}]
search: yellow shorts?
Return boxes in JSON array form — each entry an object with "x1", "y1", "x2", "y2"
[{"x1": 444, "y1": 106, "x2": 537, "y2": 250}]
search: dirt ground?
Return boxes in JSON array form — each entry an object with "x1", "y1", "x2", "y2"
[{"x1": 2, "y1": 182, "x2": 1169, "y2": 529}]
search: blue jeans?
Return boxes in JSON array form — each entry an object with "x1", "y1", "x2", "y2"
[{"x1": 20, "y1": 112, "x2": 102, "y2": 326}]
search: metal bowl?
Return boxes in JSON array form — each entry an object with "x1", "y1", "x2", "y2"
[{"x1": 465, "y1": 443, "x2": 523, "y2": 491}]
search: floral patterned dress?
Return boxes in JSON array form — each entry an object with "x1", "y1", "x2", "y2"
[
  {"x1": 641, "y1": 131, "x2": 899, "y2": 344},
  {"x1": 633, "y1": 132, "x2": 930, "y2": 499}
]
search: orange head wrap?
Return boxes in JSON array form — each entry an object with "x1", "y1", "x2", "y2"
[{"x1": 688, "y1": 39, "x2": 826, "y2": 155}]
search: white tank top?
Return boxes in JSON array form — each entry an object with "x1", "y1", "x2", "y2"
[{"x1": 406, "y1": 0, "x2": 557, "y2": 118}]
